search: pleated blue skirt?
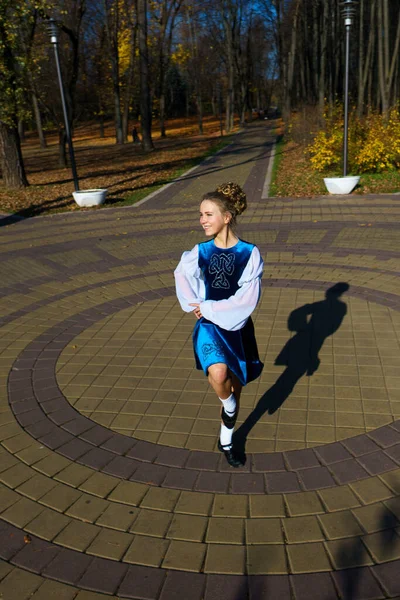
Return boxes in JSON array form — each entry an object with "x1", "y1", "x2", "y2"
[{"x1": 192, "y1": 317, "x2": 263, "y2": 386}]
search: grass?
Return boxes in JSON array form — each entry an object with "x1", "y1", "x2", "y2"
[{"x1": 269, "y1": 134, "x2": 285, "y2": 197}]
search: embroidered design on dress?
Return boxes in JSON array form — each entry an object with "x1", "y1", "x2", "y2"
[
  {"x1": 209, "y1": 253, "x2": 235, "y2": 289},
  {"x1": 202, "y1": 341, "x2": 225, "y2": 359}
]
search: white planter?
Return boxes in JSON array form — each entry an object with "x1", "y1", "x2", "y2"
[
  {"x1": 323, "y1": 176, "x2": 360, "y2": 195},
  {"x1": 72, "y1": 189, "x2": 107, "y2": 207}
]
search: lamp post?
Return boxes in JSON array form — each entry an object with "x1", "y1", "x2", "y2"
[
  {"x1": 340, "y1": 0, "x2": 357, "y2": 177},
  {"x1": 48, "y1": 18, "x2": 79, "y2": 191}
]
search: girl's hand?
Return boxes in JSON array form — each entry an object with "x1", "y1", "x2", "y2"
[{"x1": 189, "y1": 303, "x2": 203, "y2": 319}]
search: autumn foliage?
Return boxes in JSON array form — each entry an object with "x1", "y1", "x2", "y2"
[{"x1": 307, "y1": 105, "x2": 400, "y2": 174}]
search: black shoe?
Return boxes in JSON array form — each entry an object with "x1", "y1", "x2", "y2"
[
  {"x1": 221, "y1": 406, "x2": 238, "y2": 429},
  {"x1": 218, "y1": 439, "x2": 243, "y2": 468}
]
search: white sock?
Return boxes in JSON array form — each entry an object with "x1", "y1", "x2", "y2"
[
  {"x1": 220, "y1": 423, "x2": 233, "y2": 449},
  {"x1": 219, "y1": 393, "x2": 236, "y2": 416}
]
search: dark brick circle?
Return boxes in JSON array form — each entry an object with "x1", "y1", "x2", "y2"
[{"x1": 8, "y1": 280, "x2": 400, "y2": 495}]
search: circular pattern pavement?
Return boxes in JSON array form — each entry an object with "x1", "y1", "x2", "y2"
[{"x1": 1, "y1": 124, "x2": 400, "y2": 599}]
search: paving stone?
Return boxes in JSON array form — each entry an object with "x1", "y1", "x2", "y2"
[
  {"x1": 159, "y1": 571, "x2": 205, "y2": 600},
  {"x1": 248, "y1": 494, "x2": 286, "y2": 517},
  {"x1": 318, "y1": 511, "x2": 364, "y2": 540},
  {"x1": 332, "y1": 566, "x2": 386, "y2": 599},
  {"x1": 11, "y1": 536, "x2": 61, "y2": 573},
  {"x1": 24, "y1": 508, "x2": 71, "y2": 541},
  {"x1": 342, "y1": 435, "x2": 382, "y2": 457},
  {"x1": 29, "y1": 579, "x2": 78, "y2": 600},
  {"x1": 329, "y1": 459, "x2": 369, "y2": 484},
  {"x1": 362, "y1": 530, "x2": 400, "y2": 562},
  {"x1": 65, "y1": 494, "x2": 109, "y2": 523},
  {"x1": 86, "y1": 528, "x2": 133, "y2": 560},
  {"x1": 130, "y1": 509, "x2": 172, "y2": 538},
  {"x1": 287, "y1": 542, "x2": 331, "y2": 573},
  {"x1": 162, "y1": 540, "x2": 206, "y2": 572},
  {"x1": 325, "y1": 538, "x2": 374, "y2": 569},
  {"x1": 318, "y1": 485, "x2": 361, "y2": 512},
  {"x1": 350, "y1": 476, "x2": 394, "y2": 504},
  {"x1": 1, "y1": 497, "x2": 44, "y2": 528},
  {"x1": 166, "y1": 513, "x2": 208, "y2": 542},
  {"x1": 42, "y1": 548, "x2": 93, "y2": 585},
  {"x1": 107, "y1": 480, "x2": 148, "y2": 506},
  {"x1": 205, "y1": 544, "x2": 246, "y2": 574},
  {"x1": 353, "y1": 503, "x2": 399, "y2": 534},
  {"x1": 298, "y1": 466, "x2": 336, "y2": 490},
  {"x1": 212, "y1": 494, "x2": 248, "y2": 517},
  {"x1": 95, "y1": 503, "x2": 138, "y2": 532},
  {"x1": 124, "y1": 536, "x2": 169, "y2": 567},
  {"x1": 0, "y1": 567, "x2": 43, "y2": 600},
  {"x1": 53, "y1": 520, "x2": 99, "y2": 551},
  {"x1": 374, "y1": 561, "x2": 400, "y2": 597},
  {"x1": 285, "y1": 491, "x2": 324, "y2": 516},
  {"x1": 290, "y1": 572, "x2": 338, "y2": 600},
  {"x1": 140, "y1": 487, "x2": 180, "y2": 512},
  {"x1": 206, "y1": 517, "x2": 245, "y2": 545},
  {"x1": 248, "y1": 574, "x2": 292, "y2": 600},
  {"x1": 247, "y1": 544, "x2": 287, "y2": 575},
  {"x1": 174, "y1": 490, "x2": 214, "y2": 516},
  {"x1": 205, "y1": 574, "x2": 249, "y2": 599},
  {"x1": 245, "y1": 517, "x2": 284, "y2": 544},
  {"x1": 118, "y1": 565, "x2": 166, "y2": 600},
  {"x1": 265, "y1": 472, "x2": 300, "y2": 493},
  {"x1": 78, "y1": 556, "x2": 128, "y2": 595}
]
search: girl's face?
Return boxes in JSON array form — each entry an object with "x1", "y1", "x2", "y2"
[{"x1": 199, "y1": 200, "x2": 230, "y2": 237}]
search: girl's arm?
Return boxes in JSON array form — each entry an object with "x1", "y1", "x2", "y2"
[
  {"x1": 174, "y1": 245, "x2": 205, "y2": 312},
  {"x1": 199, "y1": 247, "x2": 263, "y2": 331}
]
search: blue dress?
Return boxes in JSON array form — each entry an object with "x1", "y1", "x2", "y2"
[{"x1": 175, "y1": 238, "x2": 264, "y2": 386}]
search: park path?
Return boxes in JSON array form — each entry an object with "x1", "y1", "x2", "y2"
[{"x1": 1, "y1": 121, "x2": 400, "y2": 599}]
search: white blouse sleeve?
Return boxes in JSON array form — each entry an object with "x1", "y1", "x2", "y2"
[
  {"x1": 199, "y1": 247, "x2": 263, "y2": 331},
  {"x1": 174, "y1": 245, "x2": 205, "y2": 312}
]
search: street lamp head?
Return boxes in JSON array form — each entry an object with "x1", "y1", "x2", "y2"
[
  {"x1": 340, "y1": 0, "x2": 358, "y2": 27},
  {"x1": 48, "y1": 18, "x2": 59, "y2": 44}
]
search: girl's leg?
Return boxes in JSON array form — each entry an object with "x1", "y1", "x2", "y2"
[
  {"x1": 208, "y1": 363, "x2": 242, "y2": 467},
  {"x1": 207, "y1": 363, "x2": 232, "y2": 399}
]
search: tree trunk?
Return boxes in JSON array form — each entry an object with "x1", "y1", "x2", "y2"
[
  {"x1": 122, "y1": 26, "x2": 137, "y2": 142},
  {"x1": 113, "y1": 83, "x2": 124, "y2": 144},
  {"x1": 318, "y1": 0, "x2": 328, "y2": 117},
  {"x1": 32, "y1": 93, "x2": 47, "y2": 148},
  {"x1": 160, "y1": 92, "x2": 166, "y2": 137},
  {"x1": 99, "y1": 114, "x2": 105, "y2": 138},
  {"x1": 377, "y1": 0, "x2": 389, "y2": 114},
  {"x1": 137, "y1": 0, "x2": 154, "y2": 151},
  {"x1": 0, "y1": 122, "x2": 29, "y2": 189},
  {"x1": 18, "y1": 119, "x2": 25, "y2": 142},
  {"x1": 196, "y1": 94, "x2": 203, "y2": 134},
  {"x1": 58, "y1": 128, "x2": 67, "y2": 168}
]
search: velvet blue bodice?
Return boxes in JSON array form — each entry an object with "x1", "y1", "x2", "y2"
[{"x1": 198, "y1": 239, "x2": 254, "y2": 301}]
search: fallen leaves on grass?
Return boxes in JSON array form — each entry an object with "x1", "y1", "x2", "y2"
[{"x1": 0, "y1": 116, "x2": 233, "y2": 217}]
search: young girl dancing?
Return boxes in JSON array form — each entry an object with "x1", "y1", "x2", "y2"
[{"x1": 174, "y1": 182, "x2": 264, "y2": 467}]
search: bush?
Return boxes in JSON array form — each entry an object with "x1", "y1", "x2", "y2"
[{"x1": 307, "y1": 106, "x2": 400, "y2": 174}]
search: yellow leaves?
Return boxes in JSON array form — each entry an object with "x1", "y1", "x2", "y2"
[
  {"x1": 307, "y1": 106, "x2": 400, "y2": 174},
  {"x1": 118, "y1": 27, "x2": 132, "y2": 75},
  {"x1": 170, "y1": 43, "x2": 190, "y2": 66}
]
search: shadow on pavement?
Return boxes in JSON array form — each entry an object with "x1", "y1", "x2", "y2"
[
  {"x1": 234, "y1": 282, "x2": 350, "y2": 461},
  {"x1": 334, "y1": 498, "x2": 400, "y2": 598}
]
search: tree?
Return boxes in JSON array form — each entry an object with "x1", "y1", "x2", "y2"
[
  {"x1": 0, "y1": 1, "x2": 37, "y2": 188},
  {"x1": 137, "y1": 0, "x2": 154, "y2": 151}
]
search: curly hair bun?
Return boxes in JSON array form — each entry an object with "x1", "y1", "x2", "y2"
[{"x1": 216, "y1": 182, "x2": 247, "y2": 216}]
